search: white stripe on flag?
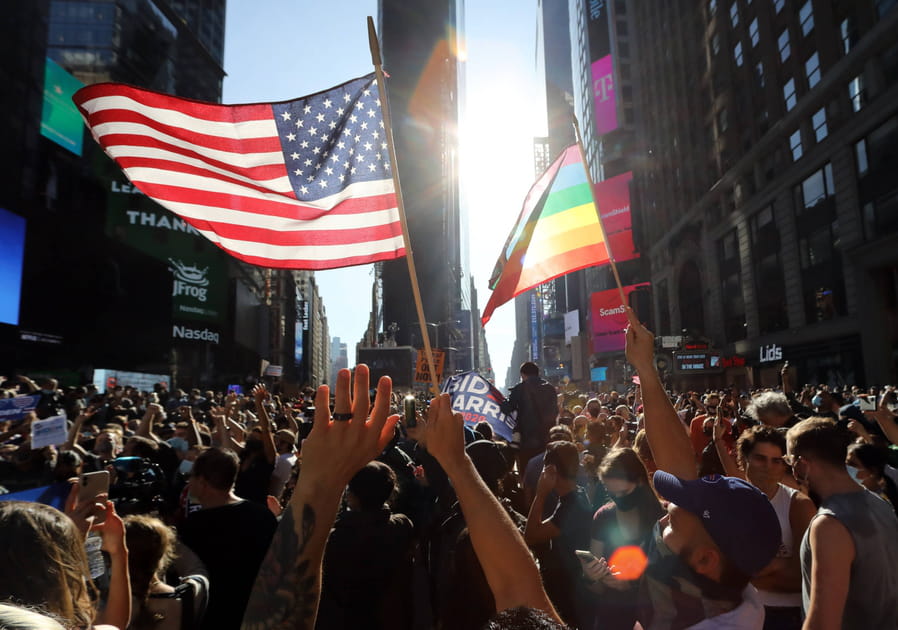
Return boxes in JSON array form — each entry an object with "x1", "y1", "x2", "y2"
[{"x1": 198, "y1": 229, "x2": 406, "y2": 261}]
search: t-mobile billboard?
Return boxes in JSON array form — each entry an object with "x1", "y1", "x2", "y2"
[
  {"x1": 592, "y1": 55, "x2": 618, "y2": 135},
  {"x1": 594, "y1": 171, "x2": 638, "y2": 262}
]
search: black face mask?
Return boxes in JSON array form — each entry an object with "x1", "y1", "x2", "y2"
[{"x1": 610, "y1": 484, "x2": 647, "y2": 512}]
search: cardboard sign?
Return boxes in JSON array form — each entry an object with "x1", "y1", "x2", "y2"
[{"x1": 415, "y1": 349, "x2": 445, "y2": 384}]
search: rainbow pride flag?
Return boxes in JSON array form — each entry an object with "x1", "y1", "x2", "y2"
[{"x1": 481, "y1": 145, "x2": 610, "y2": 325}]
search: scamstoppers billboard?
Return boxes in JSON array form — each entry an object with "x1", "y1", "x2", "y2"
[
  {"x1": 590, "y1": 283, "x2": 650, "y2": 353},
  {"x1": 595, "y1": 171, "x2": 638, "y2": 263}
]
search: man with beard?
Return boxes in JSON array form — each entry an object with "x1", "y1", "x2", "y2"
[
  {"x1": 785, "y1": 417, "x2": 898, "y2": 629},
  {"x1": 624, "y1": 308, "x2": 782, "y2": 629}
]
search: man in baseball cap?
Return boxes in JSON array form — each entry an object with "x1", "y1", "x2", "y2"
[{"x1": 624, "y1": 308, "x2": 783, "y2": 628}]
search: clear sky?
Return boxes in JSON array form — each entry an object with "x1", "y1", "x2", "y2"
[{"x1": 223, "y1": 1, "x2": 543, "y2": 390}]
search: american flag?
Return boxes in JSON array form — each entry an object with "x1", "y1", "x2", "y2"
[{"x1": 73, "y1": 74, "x2": 405, "y2": 269}]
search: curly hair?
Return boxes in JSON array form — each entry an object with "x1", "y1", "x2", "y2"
[{"x1": 0, "y1": 502, "x2": 96, "y2": 629}]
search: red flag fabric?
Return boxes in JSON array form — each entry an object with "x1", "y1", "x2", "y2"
[{"x1": 74, "y1": 74, "x2": 405, "y2": 270}]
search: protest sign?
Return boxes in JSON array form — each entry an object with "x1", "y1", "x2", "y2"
[
  {"x1": 31, "y1": 414, "x2": 68, "y2": 448},
  {"x1": 442, "y1": 371, "x2": 515, "y2": 441},
  {"x1": 0, "y1": 394, "x2": 39, "y2": 421}
]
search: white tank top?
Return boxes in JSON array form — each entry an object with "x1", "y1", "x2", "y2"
[{"x1": 756, "y1": 483, "x2": 802, "y2": 608}]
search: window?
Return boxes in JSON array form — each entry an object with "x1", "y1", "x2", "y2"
[
  {"x1": 751, "y1": 206, "x2": 788, "y2": 333},
  {"x1": 778, "y1": 29, "x2": 791, "y2": 62},
  {"x1": 749, "y1": 18, "x2": 759, "y2": 46},
  {"x1": 805, "y1": 52, "x2": 821, "y2": 88},
  {"x1": 718, "y1": 229, "x2": 746, "y2": 342},
  {"x1": 849, "y1": 74, "x2": 865, "y2": 112},
  {"x1": 711, "y1": 33, "x2": 720, "y2": 55},
  {"x1": 709, "y1": 0, "x2": 718, "y2": 16},
  {"x1": 730, "y1": 2, "x2": 739, "y2": 26},
  {"x1": 619, "y1": 41, "x2": 630, "y2": 56},
  {"x1": 755, "y1": 61, "x2": 765, "y2": 88},
  {"x1": 855, "y1": 138, "x2": 869, "y2": 176},
  {"x1": 774, "y1": 0, "x2": 785, "y2": 12},
  {"x1": 734, "y1": 41, "x2": 744, "y2": 66},
  {"x1": 795, "y1": 163, "x2": 835, "y2": 211},
  {"x1": 617, "y1": 20, "x2": 628, "y2": 36},
  {"x1": 799, "y1": 1, "x2": 814, "y2": 36},
  {"x1": 790, "y1": 129, "x2": 803, "y2": 161},
  {"x1": 812, "y1": 107, "x2": 828, "y2": 142},
  {"x1": 840, "y1": 18, "x2": 857, "y2": 55},
  {"x1": 783, "y1": 78, "x2": 797, "y2": 111}
]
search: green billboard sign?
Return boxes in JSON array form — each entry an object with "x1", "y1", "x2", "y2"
[{"x1": 40, "y1": 58, "x2": 85, "y2": 156}]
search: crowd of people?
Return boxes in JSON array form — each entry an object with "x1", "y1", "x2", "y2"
[{"x1": 1, "y1": 308, "x2": 897, "y2": 629}]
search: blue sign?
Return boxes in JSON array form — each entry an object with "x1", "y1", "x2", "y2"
[
  {"x1": 0, "y1": 395, "x2": 40, "y2": 421},
  {"x1": 590, "y1": 366, "x2": 608, "y2": 382},
  {"x1": 443, "y1": 371, "x2": 516, "y2": 441},
  {"x1": 0, "y1": 482, "x2": 71, "y2": 510}
]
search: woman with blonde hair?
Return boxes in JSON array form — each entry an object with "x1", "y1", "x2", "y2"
[{"x1": 0, "y1": 500, "x2": 128, "y2": 630}]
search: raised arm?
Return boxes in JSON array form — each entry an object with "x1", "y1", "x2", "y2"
[
  {"x1": 240, "y1": 366, "x2": 397, "y2": 630},
  {"x1": 253, "y1": 385, "x2": 277, "y2": 466},
  {"x1": 137, "y1": 403, "x2": 163, "y2": 443},
  {"x1": 179, "y1": 405, "x2": 202, "y2": 448},
  {"x1": 624, "y1": 307, "x2": 697, "y2": 480},
  {"x1": 712, "y1": 416, "x2": 744, "y2": 479},
  {"x1": 426, "y1": 393, "x2": 561, "y2": 620},
  {"x1": 865, "y1": 402, "x2": 898, "y2": 446}
]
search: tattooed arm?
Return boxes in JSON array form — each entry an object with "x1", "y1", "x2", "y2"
[{"x1": 240, "y1": 365, "x2": 398, "y2": 630}]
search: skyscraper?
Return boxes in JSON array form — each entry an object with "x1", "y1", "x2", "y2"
[{"x1": 376, "y1": 0, "x2": 465, "y2": 357}]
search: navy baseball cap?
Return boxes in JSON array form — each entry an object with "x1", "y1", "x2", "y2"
[{"x1": 653, "y1": 471, "x2": 781, "y2": 576}]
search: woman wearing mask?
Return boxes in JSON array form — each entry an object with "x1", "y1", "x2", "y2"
[
  {"x1": 846, "y1": 441, "x2": 898, "y2": 516},
  {"x1": 582, "y1": 448, "x2": 664, "y2": 630}
]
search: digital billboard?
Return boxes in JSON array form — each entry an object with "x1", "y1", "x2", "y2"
[
  {"x1": 40, "y1": 58, "x2": 85, "y2": 156},
  {"x1": 590, "y1": 282, "x2": 650, "y2": 353},
  {"x1": 0, "y1": 208, "x2": 26, "y2": 326},
  {"x1": 594, "y1": 171, "x2": 638, "y2": 262},
  {"x1": 592, "y1": 55, "x2": 618, "y2": 135}
]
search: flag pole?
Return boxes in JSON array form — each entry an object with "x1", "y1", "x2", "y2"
[
  {"x1": 572, "y1": 116, "x2": 627, "y2": 307},
  {"x1": 367, "y1": 16, "x2": 441, "y2": 396}
]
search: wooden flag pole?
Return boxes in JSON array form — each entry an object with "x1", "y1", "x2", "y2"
[
  {"x1": 572, "y1": 116, "x2": 627, "y2": 307},
  {"x1": 367, "y1": 16, "x2": 441, "y2": 396}
]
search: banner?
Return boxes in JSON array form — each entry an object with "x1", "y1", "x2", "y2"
[
  {"x1": 92, "y1": 369, "x2": 170, "y2": 393},
  {"x1": 442, "y1": 371, "x2": 515, "y2": 441},
  {"x1": 0, "y1": 395, "x2": 39, "y2": 420},
  {"x1": 414, "y1": 349, "x2": 445, "y2": 385},
  {"x1": 595, "y1": 171, "x2": 638, "y2": 263},
  {"x1": 31, "y1": 415, "x2": 67, "y2": 449},
  {"x1": 0, "y1": 482, "x2": 71, "y2": 510},
  {"x1": 590, "y1": 283, "x2": 650, "y2": 353}
]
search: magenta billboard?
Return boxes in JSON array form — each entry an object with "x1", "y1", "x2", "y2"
[{"x1": 591, "y1": 54, "x2": 618, "y2": 135}]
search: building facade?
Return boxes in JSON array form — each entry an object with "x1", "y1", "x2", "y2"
[{"x1": 632, "y1": 0, "x2": 898, "y2": 388}]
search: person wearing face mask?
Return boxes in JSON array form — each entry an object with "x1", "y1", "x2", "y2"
[
  {"x1": 845, "y1": 441, "x2": 898, "y2": 516},
  {"x1": 785, "y1": 417, "x2": 898, "y2": 630},
  {"x1": 582, "y1": 447, "x2": 664, "y2": 630}
]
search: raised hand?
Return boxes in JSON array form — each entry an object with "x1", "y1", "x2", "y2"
[
  {"x1": 253, "y1": 383, "x2": 269, "y2": 408},
  {"x1": 624, "y1": 306, "x2": 655, "y2": 372},
  {"x1": 422, "y1": 393, "x2": 465, "y2": 472}
]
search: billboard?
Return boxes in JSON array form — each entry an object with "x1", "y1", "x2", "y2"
[
  {"x1": 40, "y1": 58, "x2": 85, "y2": 156},
  {"x1": 592, "y1": 55, "x2": 618, "y2": 135},
  {"x1": 590, "y1": 283, "x2": 650, "y2": 353},
  {"x1": 357, "y1": 347, "x2": 416, "y2": 389},
  {"x1": 0, "y1": 208, "x2": 26, "y2": 325},
  {"x1": 595, "y1": 171, "x2": 638, "y2": 262}
]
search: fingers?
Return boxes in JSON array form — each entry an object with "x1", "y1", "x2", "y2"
[
  {"x1": 624, "y1": 306, "x2": 641, "y2": 330},
  {"x1": 352, "y1": 365, "x2": 371, "y2": 422},
  {"x1": 313, "y1": 384, "x2": 331, "y2": 432},
  {"x1": 333, "y1": 368, "x2": 352, "y2": 415},
  {"x1": 372, "y1": 375, "x2": 398, "y2": 451}
]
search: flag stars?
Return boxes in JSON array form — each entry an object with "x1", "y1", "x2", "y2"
[
  {"x1": 363, "y1": 89, "x2": 370, "y2": 96},
  {"x1": 344, "y1": 161, "x2": 350, "y2": 168},
  {"x1": 350, "y1": 167, "x2": 357, "y2": 174},
  {"x1": 318, "y1": 179, "x2": 328, "y2": 188},
  {"x1": 307, "y1": 174, "x2": 315, "y2": 182},
  {"x1": 350, "y1": 115, "x2": 358, "y2": 124},
  {"x1": 295, "y1": 119, "x2": 304, "y2": 128},
  {"x1": 368, "y1": 108, "x2": 376, "y2": 118},
  {"x1": 304, "y1": 159, "x2": 313, "y2": 166},
  {"x1": 360, "y1": 123, "x2": 368, "y2": 131},
  {"x1": 316, "y1": 113, "x2": 325, "y2": 123},
  {"x1": 336, "y1": 107, "x2": 345, "y2": 115},
  {"x1": 323, "y1": 98, "x2": 332, "y2": 109},
  {"x1": 364, "y1": 141, "x2": 373, "y2": 151},
  {"x1": 338, "y1": 173, "x2": 345, "y2": 182},
  {"x1": 286, "y1": 132, "x2": 296, "y2": 141},
  {"x1": 280, "y1": 111, "x2": 291, "y2": 121},
  {"x1": 312, "y1": 146, "x2": 320, "y2": 154},
  {"x1": 354, "y1": 134, "x2": 362, "y2": 142},
  {"x1": 301, "y1": 140, "x2": 309, "y2": 148},
  {"x1": 343, "y1": 93, "x2": 351, "y2": 102},
  {"x1": 309, "y1": 127, "x2": 317, "y2": 136},
  {"x1": 325, "y1": 166, "x2": 334, "y2": 175},
  {"x1": 290, "y1": 152, "x2": 299, "y2": 160},
  {"x1": 328, "y1": 121, "x2": 337, "y2": 130},
  {"x1": 294, "y1": 168, "x2": 302, "y2": 176},
  {"x1": 330, "y1": 153, "x2": 340, "y2": 163},
  {"x1": 300, "y1": 185, "x2": 308, "y2": 194},
  {"x1": 315, "y1": 163, "x2": 322, "y2": 170},
  {"x1": 303, "y1": 104, "x2": 311, "y2": 114},
  {"x1": 372, "y1": 130, "x2": 380, "y2": 139},
  {"x1": 337, "y1": 141, "x2": 345, "y2": 149},
  {"x1": 368, "y1": 163, "x2": 377, "y2": 172},
  {"x1": 379, "y1": 121, "x2": 384, "y2": 128}
]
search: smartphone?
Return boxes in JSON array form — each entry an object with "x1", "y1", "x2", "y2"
[
  {"x1": 403, "y1": 395, "x2": 417, "y2": 428},
  {"x1": 575, "y1": 549, "x2": 597, "y2": 562},
  {"x1": 859, "y1": 397, "x2": 876, "y2": 411},
  {"x1": 78, "y1": 470, "x2": 109, "y2": 523}
]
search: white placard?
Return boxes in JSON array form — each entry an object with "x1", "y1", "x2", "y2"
[{"x1": 31, "y1": 415, "x2": 68, "y2": 448}]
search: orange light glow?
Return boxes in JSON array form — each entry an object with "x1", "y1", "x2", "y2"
[{"x1": 608, "y1": 545, "x2": 649, "y2": 581}]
